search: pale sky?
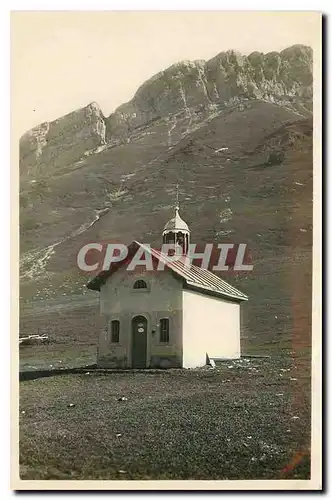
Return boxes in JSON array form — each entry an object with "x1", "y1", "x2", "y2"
[{"x1": 11, "y1": 11, "x2": 320, "y2": 137}]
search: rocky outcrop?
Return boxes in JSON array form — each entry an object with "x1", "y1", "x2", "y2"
[
  {"x1": 106, "y1": 45, "x2": 313, "y2": 140},
  {"x1": 20, "y1": 102, "x2": 106, "y2": 179}
]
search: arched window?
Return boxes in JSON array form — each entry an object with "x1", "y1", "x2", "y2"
[
  {"x1": 160, "y1": 318, "x2": 169, "y2": 343},
  {"x1": 133, "y1": 279, "x2": 147, "y2": 290},
  {"x1": 111, "y1": 320, "x2": 120, "y2": 343}
]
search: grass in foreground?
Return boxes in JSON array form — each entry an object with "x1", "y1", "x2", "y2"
[{"x1": 19, "y1": 357, "x2": 310, "y2": 481}]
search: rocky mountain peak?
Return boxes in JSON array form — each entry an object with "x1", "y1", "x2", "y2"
[
  {"x1": 20, "y1": 101, "x2": 107, "y2": 180},
  {"x1": 20, "y1": 44, "x2": 313, "y2": 177},
  {"x1": 105, "y1": 44, "x2": 312, "y2": 141}
]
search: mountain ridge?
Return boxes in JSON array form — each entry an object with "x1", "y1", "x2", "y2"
[{"x1": 20, "y1": 44, "x2": 312, "y2": 173}]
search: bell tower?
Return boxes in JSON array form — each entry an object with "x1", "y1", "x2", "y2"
[{"x1": 162, "y1": 185, "x2": 190, "y2": 255}]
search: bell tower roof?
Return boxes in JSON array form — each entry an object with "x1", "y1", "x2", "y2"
[
  {"x1": 162, "y1": 185, "x2": 190, "y2": 256},
  {"x1": 163, "y1": 207, "x2": 190, "y2": 233},
  {"x1": 162, "y1": 184, "x2": 190, "y2": 234}
]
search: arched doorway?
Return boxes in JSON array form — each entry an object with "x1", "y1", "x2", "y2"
[{"x1": 131, "y1": 315, "x2": 148, "y2": 368}]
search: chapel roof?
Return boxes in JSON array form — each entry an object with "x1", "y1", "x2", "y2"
[{"x1": 87, "y1": 241, "x2": 248, "y2": 302}]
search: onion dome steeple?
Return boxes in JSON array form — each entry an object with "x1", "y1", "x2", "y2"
[{"x1": 162, "y1": 185, "x2": 190, "y2": 255}]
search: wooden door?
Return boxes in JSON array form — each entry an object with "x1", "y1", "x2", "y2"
[{"x1": 131, "y1": 315, "x2": 148, "y2": 368}]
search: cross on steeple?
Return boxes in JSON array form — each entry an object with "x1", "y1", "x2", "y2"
[{"x1": 175, "y1": 183, "x2": 180, "y2": 212}]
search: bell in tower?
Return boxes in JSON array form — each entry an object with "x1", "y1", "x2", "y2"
[{"x1": 162, "y1": 185, "x2": 190, "y2": 255}]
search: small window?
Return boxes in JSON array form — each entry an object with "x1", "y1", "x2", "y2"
[
  {"x1": 133, "y1": 279, "x2": 147, "y2": 290},
  {"x1": 111, "y1": 320, "x2": 120, "y2": 343},
  {"x1": 160, "y1": 318, "x2": 169, "y2": 343}
]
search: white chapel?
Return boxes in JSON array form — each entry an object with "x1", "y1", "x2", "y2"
[{"x1": 87, "y1": 203, "x2": 248, "y2": 369}]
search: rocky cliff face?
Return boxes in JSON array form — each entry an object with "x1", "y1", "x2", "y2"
[
  {"x1": 20, "y1": 102, "x2": 106, "y2": 180},
  {"x1": 20, "y1": 45, "x2": 312, "y2": 164},
  {"x1": 106, "y1": 45, "x2": 313, "y2": 140}
]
